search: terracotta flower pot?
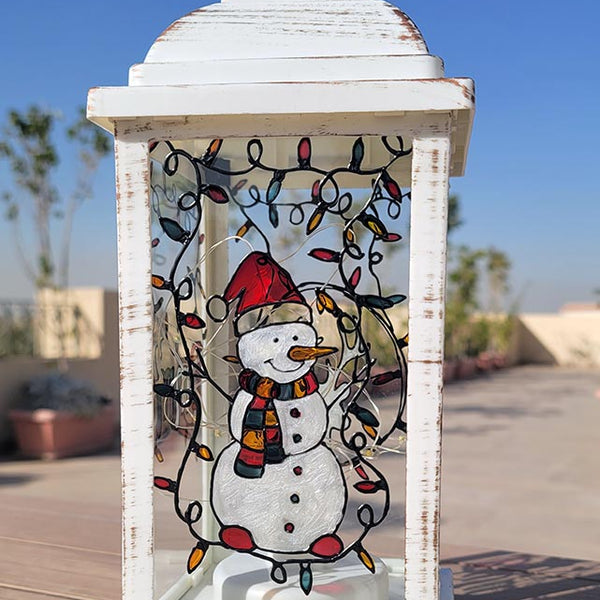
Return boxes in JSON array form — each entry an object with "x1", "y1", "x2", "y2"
[
  {"x1": 443, "y1": 359, "x2": 458, "y2": 383},
  {"x1": 9, "y1": 406, "x2": 115, "y2": 460},
  {"x1": 476, "y1": 352, "x2": 494, "y2": 372},
  {"x1": 492, "y1": 353, "x2": 507, "y2": 369},
  {"x1": 455, "y1": 357, "x2": 478, "y2": 380}
]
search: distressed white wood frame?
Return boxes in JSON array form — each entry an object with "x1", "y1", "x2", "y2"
[
  {"x1": 96, "y1": 76, "x2": 472, "y2": 600},
  {"x1": 113, "y1": 128, "x2": 154, "y2": 600},
  {"x1": 406, "y1": 129, "x2": 452, "y2": 600}
]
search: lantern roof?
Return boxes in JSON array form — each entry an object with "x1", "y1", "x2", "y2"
[
  {"x1": 88, "y1": 0, "x2": 475, "y2": 176},
  {"x1": 130, "y1": 0, "x2": 444, "y2": 86},
  {"x1": 146, "y1": 0, "x2": 430, "y2": 61}
]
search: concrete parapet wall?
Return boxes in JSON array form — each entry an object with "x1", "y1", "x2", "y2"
[{"x1": 514, "y1": 311, "x2": 600, "y2": 367}]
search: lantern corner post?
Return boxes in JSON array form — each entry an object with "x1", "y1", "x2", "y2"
[
  {"x1": 114, "y1": 123, "x2": 155, "y2": 600},
  {"x1": 405, "y1": 117, "x2": 453, "y2": 600}
]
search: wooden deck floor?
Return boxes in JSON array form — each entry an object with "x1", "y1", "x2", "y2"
[
  {"x1": 442, "y1": 548, "x2": 600, "y2": 599},
  {"x1": 2, "y1": 481, "x2": 600, "y2": 599},
  {"x1": 0, "y1": 494, "x2": 120, "y2": 599},
  {"x1": 2, "y1": 367, "x2": 599, "y2": 598}
]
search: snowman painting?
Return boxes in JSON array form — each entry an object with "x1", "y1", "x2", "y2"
[
  {"x1": 210, "y1": 251, "x2": 347, "y2": 558},
  {"x1": 151, "y1": 135, "x2": 410, "y2": 596}
]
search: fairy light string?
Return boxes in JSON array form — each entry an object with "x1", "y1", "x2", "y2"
[{"x1": 150, "y1": 136, "x2": 410, "y2": 591}]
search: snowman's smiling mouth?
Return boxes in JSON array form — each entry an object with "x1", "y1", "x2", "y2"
[{"x1": 265, "y1": 359, "x2": 303, "y2": 373}]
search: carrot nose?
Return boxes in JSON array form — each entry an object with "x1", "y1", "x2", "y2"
[{"x1": 288, "y1": 345, "x2": 337, "y2": 362}]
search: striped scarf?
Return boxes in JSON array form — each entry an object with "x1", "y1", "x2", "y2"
[{"x1": 234, "y1": 369, "x2": 319, "y2": 479}]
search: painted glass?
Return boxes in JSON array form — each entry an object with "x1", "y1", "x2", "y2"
[{"x1": 150, "y1": 136, "x2": 410, "y2": 595}]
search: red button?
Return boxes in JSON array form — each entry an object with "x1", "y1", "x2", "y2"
[
  {"x1": 290, "y1": 408, "x2": 301, "y2": 418},
  {"x1": 293, "y1": 466, "x2": 303, "y2": 476}
]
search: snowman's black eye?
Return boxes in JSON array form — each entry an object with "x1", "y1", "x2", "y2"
[
  {"x1": 292, "y1": 335, "x2": 298, "y2": 341},
  {"x1": 273, "y1": 338, "x2": 279, "y2": 343}
]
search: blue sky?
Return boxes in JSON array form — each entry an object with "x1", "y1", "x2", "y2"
[{"x1": 0, "y1": 1, "x2": 598, "y2": 311}]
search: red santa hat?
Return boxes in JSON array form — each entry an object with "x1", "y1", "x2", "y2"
[{"x1": 222, "y1": 252, "x2": 312, "y2": 335}]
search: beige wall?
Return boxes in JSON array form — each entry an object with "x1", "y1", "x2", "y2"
[
  {"x1": 0, "y1": 289, "x2": 119, "y2": 448},
  {"x1": 36, "y1": 288, "x2": 109, "y2": 359},
  {"x1": 513, "y1": 311, "x2": 600, "y2": 367}
]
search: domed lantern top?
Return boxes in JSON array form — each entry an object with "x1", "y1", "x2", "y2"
[
  {"x1": 89, "y1": 0, "x2": 473, "y2": 175},
  {"x1": 131, "y1": 0, "x2": 442, "y2": 84},
  {"x1": 146, "y1": 0, "x2": 430, "y2": 60}
]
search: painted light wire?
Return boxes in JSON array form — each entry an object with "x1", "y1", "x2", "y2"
[
  {"x1": 149, "y1": 136, "x2": 410, "y2": 590},
  {"x1": 161, "y1": 397, "x2": 229, "y2": 438}
]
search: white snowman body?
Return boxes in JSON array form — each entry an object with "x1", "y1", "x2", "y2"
[{"x1": 211, "y1": 322, "x2": 347, "y2": 553}]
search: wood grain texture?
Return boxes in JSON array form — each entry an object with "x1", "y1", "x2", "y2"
[
  {"x1": 0, "y1": 585, "x2": 94, "y2": 600},
  {"x1": 114, "y1": 129, "x2": 154, "y2": 600},
  {"x1": 0, "y1": 587, "x2": 57, "y2": 600},
  {"x1": 0, "y1": 495, "x2": 119, "y2": 554},
  {"x1": 89, "y1": 79, "x2": 474, "y2": 120},
  {"x1": 145, "y1": 0, "x2": 428, "y2": 63},
  {"x1": 405, "y1": 126, "x2": 452, "y2": 600},
  {"x1": 129, "y1": 55, "x2": 444, "y2": 86},
  {"x1": 0, "y1": 540, "x2": 119, "y2": 600},
  {"x1": 0, "y1": 491, "x2": 120, "y2": 600},
  {"x1": 111, "y1": 111, "x2": 452, "y2": 141},
  {"x1": 88, "y1": 80, "x2": 474, "y2": 177}
]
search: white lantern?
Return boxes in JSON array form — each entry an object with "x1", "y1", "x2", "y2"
[{"x1": 88, "y1": 2, "x2": 474, "y2": 599}]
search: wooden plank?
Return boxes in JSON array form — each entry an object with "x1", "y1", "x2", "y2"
[
  {"x1": 115, "y1": 112, "x2": 451, "y2": 146},
  {"x1": 0, "y1": 495, "x2": 119, "y2": 554},
  {"x1": 143, "y1": 0, "x2": 428, "y2": 62},
  {"x1": 88, "y1": 81, "x2": 473, "y2": 177},
  {"x1": 114, "y1": 128, "x2": 154, "y2": 600},
  {"x1": 443, "y1": 559, "x2": 600, "y2": 600},
  {"x1": 0, "y1": 585, "x2": 75, "y2": 600},
  {"x1": 88, "y1": 79, "x2": 475, "y2": 121},
  {"x1": 443, "y1": 549, "x2": 600, "y2": 584},
  {"x1": 130, "y1": 55, "x2": 444, "y2": 86},
  {"x1": 0, "y1": 539, "x2": 119, "y2": 600},
  {"x1": 404, "y1": 125, "x2": 452, "y2": 600}
]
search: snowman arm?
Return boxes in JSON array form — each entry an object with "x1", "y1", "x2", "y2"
[{"x1": 323, "y1": 354, "x2": 371, "y2": 410}]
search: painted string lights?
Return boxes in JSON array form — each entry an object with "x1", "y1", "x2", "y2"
[{"x1": 151, "y1": 136, "x2": 410, "y2": 594}]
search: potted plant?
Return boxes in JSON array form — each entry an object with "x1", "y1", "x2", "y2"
[
  {"x1": 489, "y1": 312, "x2": 515, "y2": 369},
  {"x1": 469, "y1": 317, "x2": 494, "y2": 373},
  {"x1": 9, "y1": 372, "x2": 115, "y2": 459}
]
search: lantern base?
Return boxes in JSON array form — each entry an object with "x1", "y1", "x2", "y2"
[
  {"x1": 212, "y1": 553, "x2": 389, "y2": 600},
  {"x1": 163, "y1": 554, "x2": 453, "y2": 600}
]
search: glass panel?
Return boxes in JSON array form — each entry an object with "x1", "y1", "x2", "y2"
[{"x1": 150, "y1": 136, "x2": 411, "y2": 597}]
